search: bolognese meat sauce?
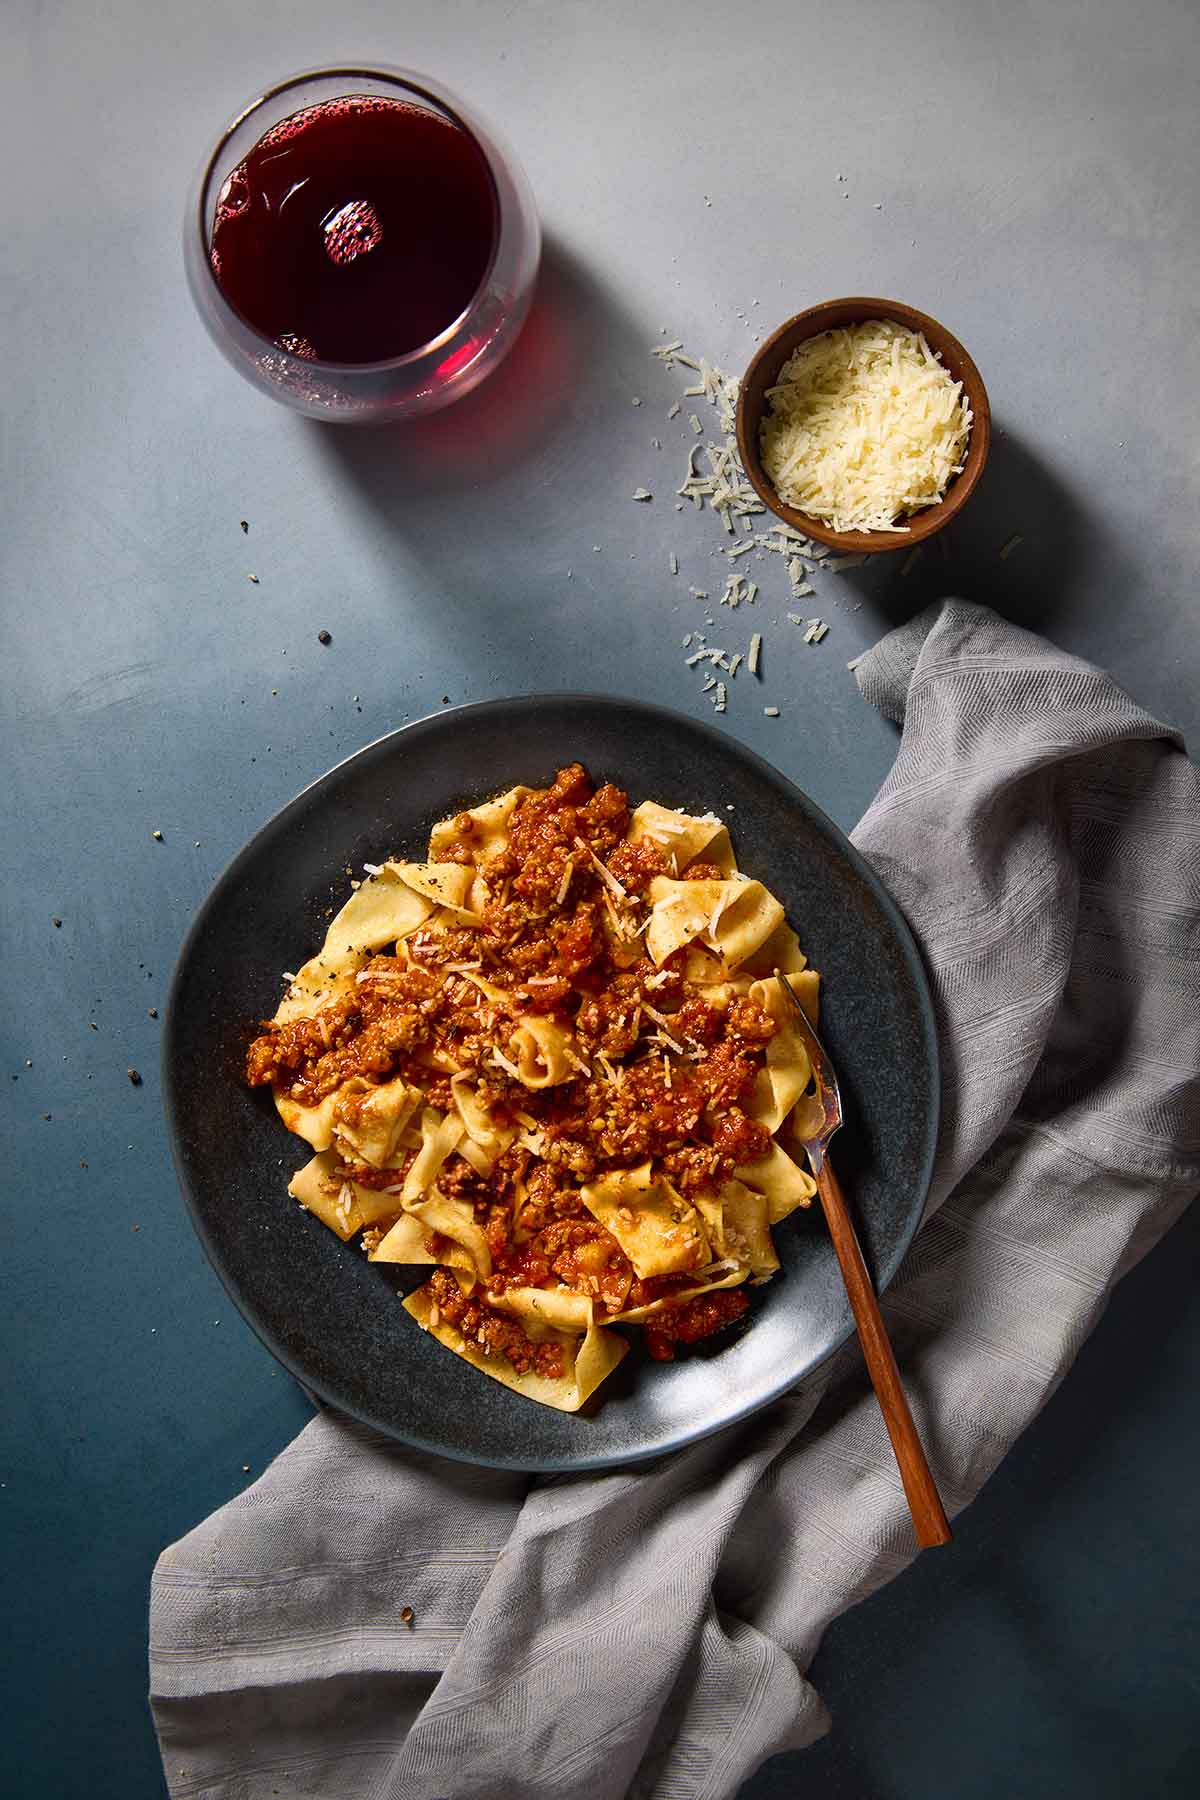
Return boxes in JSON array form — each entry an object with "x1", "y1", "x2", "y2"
[{"x1": 246, "y1": 764, "x2": 783, "y2": 1373}]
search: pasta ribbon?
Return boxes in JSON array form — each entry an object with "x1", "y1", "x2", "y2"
[{"x1": 581, "y1": 1163, "x2": 710, "y2": 1278}]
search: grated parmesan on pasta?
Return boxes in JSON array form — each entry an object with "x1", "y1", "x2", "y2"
[{"x1": 759, "y1": 319, "x2": 971, "y2": 534}]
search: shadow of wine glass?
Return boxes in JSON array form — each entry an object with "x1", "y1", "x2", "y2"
[
  {"x1": 300, "y1": 234, "x2": 655, "y2": 672},
  {"x1": 305, "y1": 231, "x2": 648, "y2": 515}
]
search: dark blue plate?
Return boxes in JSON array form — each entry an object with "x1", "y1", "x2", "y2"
[{"x1": 164, "y1": 696, "x2": 938, "y2": 1470}]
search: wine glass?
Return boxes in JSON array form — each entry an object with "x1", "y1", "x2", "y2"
[{"x1": 184, "y1": 65, "x2": 541, "y2": 424}]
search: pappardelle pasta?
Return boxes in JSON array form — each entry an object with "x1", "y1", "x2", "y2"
[{"x1": 245, "y1": 764, "x2": 819, "y2": 1412}]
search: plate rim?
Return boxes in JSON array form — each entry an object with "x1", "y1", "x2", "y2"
[{"x1": 163, "y1": 692, "x2": 939, "y2": 1470}]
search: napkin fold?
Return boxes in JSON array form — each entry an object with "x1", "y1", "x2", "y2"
[{"x1": 150, "y1": 601, "x2": 1200, "y2": 1800}]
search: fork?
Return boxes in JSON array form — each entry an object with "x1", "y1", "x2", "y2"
[{"x1": 774, "y1": 973, "x2": 952, "y2": 1549}]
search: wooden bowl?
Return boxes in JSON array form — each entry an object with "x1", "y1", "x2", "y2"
[{"x1": 735, "y1": 297, "x2": 991, "y2": 554}]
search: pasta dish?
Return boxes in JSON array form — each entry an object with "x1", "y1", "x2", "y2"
[{"x1": 245, "y1": 764, "x2": 819, "y2": 1411}]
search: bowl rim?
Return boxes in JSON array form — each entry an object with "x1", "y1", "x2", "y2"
[
  {"x1": 162, "y1": 693, "x2": 941, "y2": 1471},
  {"x1": 735, "y1": 296, "x2": 991, "y2": 554}
]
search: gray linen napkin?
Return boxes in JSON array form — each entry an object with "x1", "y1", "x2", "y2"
[{"x1": 150, "y1": 600, "x2": 1200, "y2": 1800}]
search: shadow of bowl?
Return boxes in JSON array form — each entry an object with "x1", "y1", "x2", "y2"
[{"x1": 859, "y1": 422, "x2": 1107, "y2": 642}]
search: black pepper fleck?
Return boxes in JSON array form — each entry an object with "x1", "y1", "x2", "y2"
[
  {"x1": 148, "y1": 1008, "x2": 158, "y2": 1019},
  {"x1": 128, "y1": 1068, "x2": 143, "y2": 1086},
  {"x1": 152, "y1": 830, "x2": 163, "y2": 842},
  {"x1": 317, "y1": 630, "x2": 332, "y2": 645},
  {"x1": 52, "y1": 917, "x2": 62, "y2": 928},
  {"x1": 240, "y1": 520, "x2": 249, "y2": 533},
  {"x1": 400, "y1": 1606, "x2": 415, "y2": 1626}
]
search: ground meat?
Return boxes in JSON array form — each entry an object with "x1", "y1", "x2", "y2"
[
  {"x1": 643, "y1": 1288, "x2": 751, "y2": 1361},
  {"x1": 489, "y1": 1239, "x2": 552, "y2": 1289},
  {"x1": 708, "y1": 1107, "x2": 771, "y2": 1166},
  {"x1": 427, "y1": 1268, "x2": 564, "y2": 1380},
  {"x1": 624, "y1": 1271, "x2": 699, "y2": 1311},
  {"x1": 489, "y1": 763, "x2": 591, "y2": 878},
  {"x1": 245, "y1": 993, "x2": 361, "y2": 1086},
  {"x1": 517, "y1": 1164, "x2": 586, "y2": 1233},
  {"x1": 724, "y1": 996, "x2": 778, "y2": 1048},
  {"x1": 433, "y1": 840, "x2": 476, "y2": 865},
  {"x1": 437, "y1": 1156, "x2": 486, "y2": 1200},
  {"x1": 505, "y1": 938, "x2": 555, "y2": 975},
  {"x1": 541, "y1": 1135, "x2": 598, "y2": 1179},
  {"x1": 294, "y1": 1004, "x2": 431, "y2": 1102},
  {"x1": 693, "y1": 1041, "x2": 759, "y2": 1112},
  {"x1": 641, "y1": 959, "x2": 686, "y2": 1006},
  {"x1": 587, "y1": 1057, "x2": 707, "y2": 1162},
  {"x1": 605, "y1": 838, "x2": 666, "y2": 893},
  {"x1": 333, "y1": 1155, "x2": 413, "y2": 1190},
  {"x1": 360, "y1": 957, "x2": 445, "y2": 999},
  {"x1": 551, "y1": 902, "x2": 604, "y2": 978},
  {"x1": 683, "y1": 861, "x2": 726, "y2": 882},
  {"x1": 514, "y1": 974, "x2": 573, "y2": 1013},
  {"x1": 483, "y1": 1203, "x2": 512, "y2": 1259},
  {"x1": 574, "y1": 975, "x2": 643, "y2": 1056},
  {"x1": 491, "y1": 1217, "x2": 633, "y2": 1315},
  {"x1": 487, "y1": 1144, "x2": 531, "y2": 1201},
  {"x1": 404, "y1": 928, "x2": 483, "y2": 966},
  {"x1": 247, "y1": 996, "x2": 438, "y2": 1106},
  {"x1": 672, "y1": 996, "x2": 724, "y2": 1045},
  {"x1": 489, "y1": 768, "x2": 629, "y2": 897},
  {"x1": 659, "y1": 1145, "x2": 722, "y2": 1199},
  {"x1": 513, "y1": 840, "x2": 574, "y2": 906},
  {"x1": 581, "y1": 783, "x2": 630, "y2": 846}
]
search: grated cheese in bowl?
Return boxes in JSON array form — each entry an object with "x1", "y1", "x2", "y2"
[{"x1": 759, "y1": 319, "x2": 972, "y2": 534}]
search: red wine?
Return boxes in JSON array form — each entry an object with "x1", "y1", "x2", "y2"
[{"x1": 210, "y1": 96, "x2": 498, "y2": 364}]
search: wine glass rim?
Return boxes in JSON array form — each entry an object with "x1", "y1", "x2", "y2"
[{"x1": 191, "y1": 63, "x2": 504, "y2": 374}]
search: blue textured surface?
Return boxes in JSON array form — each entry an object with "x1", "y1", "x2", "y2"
[{"x1": 3, "y1": 0, "x2": 1198, "y2": 1794}]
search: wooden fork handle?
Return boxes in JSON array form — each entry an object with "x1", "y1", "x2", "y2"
[{"x1": 814, "y1": 1156, "x2": 952, "y2": 1549}]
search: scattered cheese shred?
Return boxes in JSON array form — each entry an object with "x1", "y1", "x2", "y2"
[{"x1": 759, "y1": 320, "x2": 971, "y2": 534}]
